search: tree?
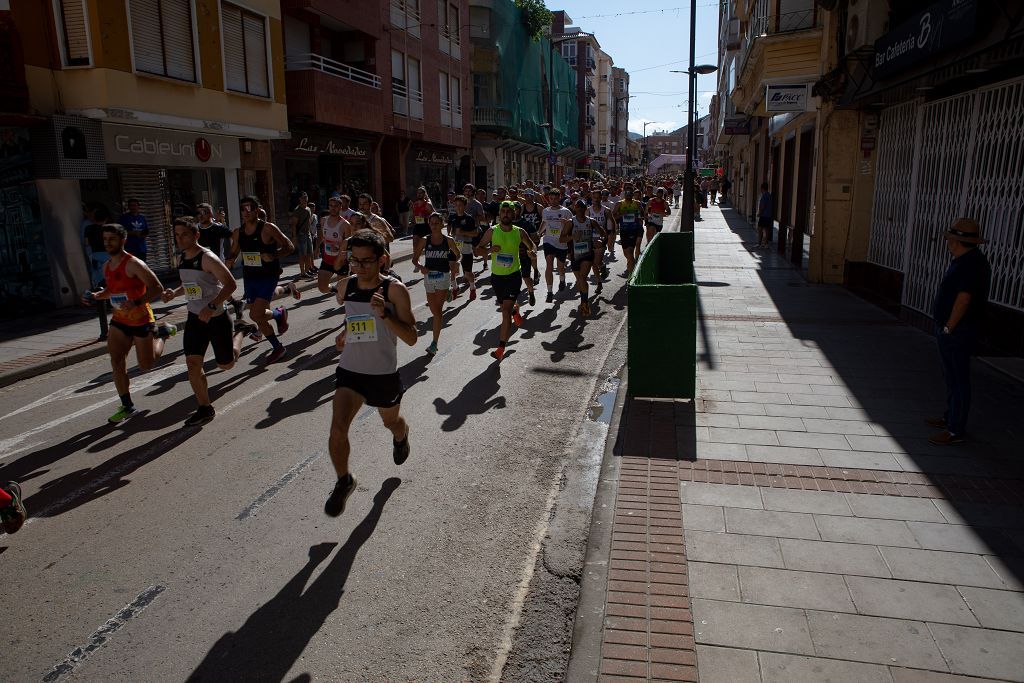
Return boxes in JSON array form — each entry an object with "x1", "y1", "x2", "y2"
[{"x1": 515, "y1": 0, "x2": 552, "y2": 41}]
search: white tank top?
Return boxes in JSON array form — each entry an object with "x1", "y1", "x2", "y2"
[{"x1": 322, "y1": 215, "x2": 347, "y2": 257}]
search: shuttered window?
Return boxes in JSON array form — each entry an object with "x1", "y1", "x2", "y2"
[
  {"x1": 128, "y1": 0, "x2": 196, "y2": 82},
  {"x1": 57, "y1": 0, "x2": 90, "y2": 66},
  {"x1": 222, "y1": 3, "x2": 269, "y2": 97}
]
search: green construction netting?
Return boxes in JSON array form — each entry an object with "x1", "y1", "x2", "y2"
[{"x1": 486, "y1": 0, "x2": 578, "y2": 152}]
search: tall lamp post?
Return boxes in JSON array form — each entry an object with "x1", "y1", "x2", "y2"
[{"x1": 671, "y1": 61, "x2": 717, "y2": 231}]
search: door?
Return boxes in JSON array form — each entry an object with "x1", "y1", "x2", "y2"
[{"x1": 791, "y1": 128, "x2": 814, "y2": 268}]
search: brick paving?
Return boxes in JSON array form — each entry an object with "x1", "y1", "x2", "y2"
[{"x1": 593, "y1": 206, "x2": 1024, "y2": 682}]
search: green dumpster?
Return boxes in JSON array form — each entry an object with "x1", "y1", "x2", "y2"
[{"x1": 626, "y1": 232, "x2": 697, "y2": 398}]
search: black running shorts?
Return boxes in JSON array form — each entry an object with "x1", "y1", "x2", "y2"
[
  {"x1": 184, "y1": 311, "x2": 235, "y2": 365},
  {"x1": 490, "y1": 272, "x2": 523, "y2": 302},
  {"x1": 335, "y1": 367, "x2": 404, "y2": 408}
]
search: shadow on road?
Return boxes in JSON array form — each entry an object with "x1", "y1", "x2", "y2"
[
  {"x1": 433, "y1": 360, "x2": 506, "y2": 431},
  {"x1": 187, "y1": 478, "x2": 401, "y2": 683}
]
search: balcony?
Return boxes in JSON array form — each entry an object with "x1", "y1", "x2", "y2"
[
  {"x1": 472, "y1": 106, "x2": 512, "y2": 131},
  {"x1": 439, "y1": 25, "x2": 462, "y2": 59},
  {"x1": 389, "y1": 0, "x2": 421, "y2": 38},
  {"x1": 285, "y1": 54, "x2": 385, "y2": 132},
  {"x1": 440, "y1": 100, "x2": 464, "y2": 129},
  {"x1": 392, "y1": 83, "x2": 424, "y2": 120},
  {"x1": 585, "y1": 57, "x2": 596, "y2": 71}
]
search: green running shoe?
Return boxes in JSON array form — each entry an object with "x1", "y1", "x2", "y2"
[{"x1": 108, "y1": 404, "x2": 138, "y2": 424}]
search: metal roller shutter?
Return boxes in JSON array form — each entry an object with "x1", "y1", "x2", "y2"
[
  {"x1": 58, "y1": 0, "x2": 90, "y2": 65},
  {"x1": 118, "y1": 167, "x2": 175, "y2": 275},
  {"x1": 242, "y1": 13, "x2": 269, "y2": 97},
  {"x1": 128, "y1": 0, "x2": 195, "y2": 82}
]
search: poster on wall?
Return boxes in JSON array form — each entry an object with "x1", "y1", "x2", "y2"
[{"x1": 0, "y1": 127, "x2": 53, "y2": 316}]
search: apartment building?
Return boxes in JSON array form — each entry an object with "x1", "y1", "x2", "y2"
[
  {"x1": 551, "y1": 11, "x2": 599, "y2": 171},
  {"x1": 610, "y1": 67, "x2": 630, "y2": 176},
  {"x1": 593, "y1": 47, "x2": 613, "y2": 174},
  {"x1": 3, "y1": 0, "x2": 288, "y2": 308},
  {"x1": 275, "y1": 0, "x2": 470, "y2": 217}
]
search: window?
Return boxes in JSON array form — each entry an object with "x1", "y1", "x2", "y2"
[
  {"x1": 222, "y1": 3, "x2": 269, "y2": 97},
  {"x1": 128, "y1": 0, "x2": 196, "y2": 82},
  {"x1": 55, "y1": 0, "x2": 91, "y2": 66},
  {"x1": 561, "y1": 43, "x2": 576, "y2": 59},
  {"x1": 439, "y1": 70, "x2": 451, "y2": 126},
  {"x1": 392, "y1": 52, "x2": 422, "y2": 119},
  {"x1": 437, "y1": 2, "x2": 461, "y2": 57},
  {"x1": 451, "y1": 75, "x2": 461, "y2": 128},
  {"x1": 473, "y1": 73, "x2": 493, "y2": 107}
]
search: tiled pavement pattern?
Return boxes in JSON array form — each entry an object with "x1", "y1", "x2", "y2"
[{"x1": 598, "y1": 206, "x2": 1024, "y2": 682}]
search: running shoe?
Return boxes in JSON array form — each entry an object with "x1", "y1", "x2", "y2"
[
  {"x1": 579, "y1": 300, "x2": 592, "y2": 317},
  {"x1": 1, "y1": 482, "x2": 27, "y2": 534},
  {"x1": 108, "y1": 404, "x2": 138, "y2": 424},
  {"x1": 264, "y1": 345, "x2": 287, "y2": 364},
  {"x1": 513, "y1": 309, "x2": 524, "y2": 327},
  {"x1": 274, "y1": 307, "x2": 289, "y2": 334},
  {"x1": 289, "y1": 282, "x2": 301, "y2": 300},
  {"x1": 446, "y1": 288, "x2": 454, "y2": 303},
  {"x1": 247, "y1": 326, "x2": 263, "y2": 342},
  {"x1": 595, "y1": 281, "x2": 603, "y2": 295},
  {"x1": 545, "y1": 291, "x2": 553, "y2": 304},
  {"x1": 230, "y1": 299, "x2": 244, "y2": 320},
  {"x1": 393, "y1": 431, "x2": 411, "y2": 465},
  {"x1": 184, "y1": 405, "x2": 215, "y2": 427},
  {"x1": 156, "y1": 324, "x2": 177, "y2": 340},
  {"x1": 490, "y1": 346, "x2": 505, "y2": 361},
  {"x1": 324, "y1": 474, "x2": 357, "y2": 517},
  {"x1": 528, "y1": 290, "x2": 536, "y2": 307},
  {"x1": 426, "y1": 341, "x2": 438, "y2": 356},
  {"x1": 469, "y1": 288, "x2": 477, "y2": 301},
  {"x1": 558, "y1": 280, "x2": 567, "y2": 292}
]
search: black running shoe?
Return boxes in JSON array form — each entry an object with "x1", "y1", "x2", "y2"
[
  {"x1": 545, "y1": 291, "x2": 553, "y2": 304},
  {"x1": 558, "y1": 280, "x2": 567, "y2": 292},
  {"x1": 184, "y1": 405, "x2": 215, "y2": 427},
  {"x1": 528, "y1": 290, "x2": 536, "y2": 306},
  {"x1": 324, "y1": 474, "x2": 357, "y2": 517},
  {"x1": 1, "y1": 482, "x2": 27, "y2": 534},
  {"x1": 393, "y1": 431, "x2": 411, "y2": 465}
]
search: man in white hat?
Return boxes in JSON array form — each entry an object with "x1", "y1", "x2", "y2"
[{"x1": 927, "y1": 217, "x2": 991, "y2": 446}]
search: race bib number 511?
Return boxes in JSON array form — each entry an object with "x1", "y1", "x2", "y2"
[{"x1": 346, "y1": 314, "x2": 378, "y2": 343}]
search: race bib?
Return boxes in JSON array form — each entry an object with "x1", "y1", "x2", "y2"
[
  {"x1": 346, "y1": 314, "x2": 378, "y2": 343},
  {"x1": 415, "y1": 216, "x2": 426, "y2": 224},
  {"x1": 496, "y1": 252, "x2": 514, "y2": 268},
  {"x1": 427, "y1": 271, "x2": 446, "y2": 281},
  {"x1": 547, "y1": 222, "x2": 562, "y2": 237},
  {"x1": 573, "y1": 241, "x2": 589, "y2": 255},
  {"x1": 459, "y1": 239, "x2": 474, "y2": 255},
  {"x1": 622, "y1": 213, "x2": 637, "y2": 225},
  {"x1": 110, "y1": 293, "x2": 129, "y2": 309},
  {"x1": 183, "y1": 282, "x2": 202, "y2": 301},
  {"x1": 325, "y1": 241, "x2": 341, "y2": 256},
  {"x1": 649, "y1": 214, "x2": 663, "y2": 224},
  {"x1": 241, "y1": 252, "x2": 262, "y2": 267}
]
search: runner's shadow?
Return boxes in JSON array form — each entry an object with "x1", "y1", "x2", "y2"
[
  {"x1": 518, "y1": 305, "x2": 562, "y2": 339},
  {"x1": 0, "y1": 422, "x2": 115, "y2": 485},
  {"x1": 433, "y1": 362, "x2": 506, "y2": 431},
  {"x1": 399, "y1": 353, "x2": 433, "y2": 391},
  {"x1": 186, "y1": 478, "x2": 401, "y2": 683},
  {"x1": 256, "y1": 373, "x2": 336, "y2": 429},
  {"x1": 541, "y1": 317, "x2": 595, "y2": 363}
]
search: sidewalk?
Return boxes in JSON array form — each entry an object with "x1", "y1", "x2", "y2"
[
  {"x1": 0, "y1": 239, "x2": 414, "y2": 387},
  {"x1": 589, "y1": 205, "x2": 1024, "y2": 682}
]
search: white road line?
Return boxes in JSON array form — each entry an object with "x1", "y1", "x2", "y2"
[
  {"x1": 488, "y1": 309, "x2": 629, "y2": 682},
  {"x1": 41, "y1": 584, "x2": 166, "y2": 682}
]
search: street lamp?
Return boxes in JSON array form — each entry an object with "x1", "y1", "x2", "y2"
[{"x1": 671, "y1": 59, "x2": 717, "y2": 231}]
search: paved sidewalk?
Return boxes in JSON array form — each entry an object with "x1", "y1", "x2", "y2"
[
  {"x1": 592, "y1": 205, "x2": 1024, "y2": 682},
  {"x1": 0, "y1": 239, "x2": 414, "y2": 387}
]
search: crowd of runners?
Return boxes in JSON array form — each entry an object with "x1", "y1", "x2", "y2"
[{"x1": 0, "y1": 174, "x2": 686, "y2": 531}]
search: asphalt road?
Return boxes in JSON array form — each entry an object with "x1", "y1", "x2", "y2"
[{"x1": 0, "y1": 247, "x2": 632, "y2": 682}]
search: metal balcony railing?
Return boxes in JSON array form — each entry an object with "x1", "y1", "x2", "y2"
[
  {"x1": 740, "y1": 3, "x2": 818, "y2": 73},
  {"x1": 585, "y1": 57, "x2": 596, "y2": 70},
  {"x1": 389, "y1": 0, "x2": 421, "y2": 37},
  {"x1": 286, "y1": 53, "x2": 381, "y2": 89},
  {"x1": 472, "y1": 106, "x2": 512, "y2": 129},
  {"x1": 392, "y1": 83, "x2": 424, "y2": 119}
]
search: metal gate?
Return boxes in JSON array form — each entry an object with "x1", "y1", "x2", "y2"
[
  {"x1": 868, "y1": 78, "x2": 1024, "y2": 316},
  {"x1": 116, "y1": 167, "x2": 175, "y2": 274}
]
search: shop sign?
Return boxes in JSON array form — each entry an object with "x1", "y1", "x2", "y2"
[
  {"x1": 292, "y1": 136, "x2": 369, "y2": 159},
  {"x1": 103, "y1": 123, "x2": 240, "y2": 168},
  {"x1": 414, "y1": 149, "x2": 453, "y2": 165},
  {"x1": 765, "y1": 84, "x2": 810, "y2": 113},
  {"x1": 722, "y1": 115, "x2": 750, "y2": 136},
  {"x1": 873, "y1": 0, "x2": 977, "y2": 80}
]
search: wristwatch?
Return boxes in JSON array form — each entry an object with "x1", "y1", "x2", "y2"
[{"x1": 208, "y1": 302, "x2": 218, "y2": 311}]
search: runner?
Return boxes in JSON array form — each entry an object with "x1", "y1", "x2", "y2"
[
  {"x1": 325, "y1": 229, "x2": 417, "y2": 517},
  {"x1": 317, "y1": 196, "x2": 352, "y2": 295},
  {"x1": 225, "y1": 195, "x2": 297, "y2": 364},
  {"x1": 0, "y1": 481, "x2": 27, "y2": 534},
  {"x1": 587, "y1": 189, "x2": 615, "y2": 292},
  {"x1": 516, "y1": 190, "x2": 543, "y2": 306},
  {"x1": 410, "y1": 186, "x2": 434, "y2": 253},
  {"x1": 162, "y1": 218, "x2": 248, "y2": 427},
  {"x1": 448, "y1": 194, "x2": 480, "y2": 300},
  {"x1": 645, "y1": 188, "x2": 670, "y2": 246},
  {"x1": 80, "y1": 223, "x2": 175, "y2": 423},
  {"x1": 195, "y1": 203, "x2": 231, "y2": 258},
  {"x1": 564, "y1": 200, "x2": 607, "y2": 316},
  {"x1": 613, "y1": 185, "x2": 646, "y2": 278},
  {"x1": 413, "y1": 213, "x2": 460, "y2": 355},
  {"x1": 476, "y1": 201, "x2": 535, "y2": 360},
  {"x1": 541, "y1": 188, "x2": 573, "y2": 303}
]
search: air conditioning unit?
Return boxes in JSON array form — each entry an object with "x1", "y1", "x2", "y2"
[{"x1": 845, "y1": 0, "x2": 888, "y2": 54}]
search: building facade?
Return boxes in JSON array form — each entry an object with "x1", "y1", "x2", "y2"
[
  {"x1": 275, "y1": 0, "x2": 470, "y2": 222},
  {"x1": 4, "y1": 0, "x2": 288, "y2": 312},
  {"x1": 611, "y1": 67, "x2": 631, "y2": 175}
]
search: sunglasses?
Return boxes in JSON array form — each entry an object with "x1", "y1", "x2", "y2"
[{"x1": 348, "y1": 256, "x2": 380, "y2": 266}]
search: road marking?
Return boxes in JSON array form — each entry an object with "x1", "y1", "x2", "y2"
[
  {"x1": 41, "y1": 584, "x2": 166, "y2": 682},
  {"x1": 237, "y1": 452, "x2": 323, "y2": 520},
  {"x1": 488, "y1": 310, "x2": 629, "y2": 682}
]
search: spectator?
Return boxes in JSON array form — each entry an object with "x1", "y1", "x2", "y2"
[
  {"x1": 396, "y1": 190, "x2": 411, "y2": 235},
  {"x1": 720, "y1": 176, "x2": 732, "y2": 204},
  {"x1": 290, "y1": 192, "x2": 316, "y2": 278},
  {"x1": 119, "y1": 198, "x2": 149, "y2": 261},
  {"x1": 757, "y1": 182, "x2": 773, "y2": 248},
  {"x1": 928, "y1": 218, "x2": 991, "y2": 446}
]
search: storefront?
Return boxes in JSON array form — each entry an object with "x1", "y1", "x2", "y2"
[
  {"x1": 407, "y1": 146, "x2": 456, "y2": 206},
  {"x1": 83, "y1": 123, "x2": 242, "y2": 273},
  {"x1": 0, "y1": 126, "x2": 49, "y2": 316},
  {"x1": 272, "y1": 131, "x2": 373, "y2": 221}
]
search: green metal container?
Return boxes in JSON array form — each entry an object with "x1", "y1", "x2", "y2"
[{"x1": 626, "y1": 232, "x2": 697, "y2": 398}]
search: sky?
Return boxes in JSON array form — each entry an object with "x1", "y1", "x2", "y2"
[{"x1": 550, "y1": 1, "x2": 722, "y2": 135}]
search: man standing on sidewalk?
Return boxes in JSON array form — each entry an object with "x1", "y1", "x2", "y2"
[
  {"x1": 119, "y1": 198, "x2": 149, "y2": 261},
  {"x1": 757, "y1": 182, "x2": 773, "y2": 248},
  {"x1": 928, "y1": 218, "x2": 991, "y2": 446}
]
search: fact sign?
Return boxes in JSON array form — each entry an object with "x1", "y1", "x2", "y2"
[{"x1": 765, "y1": 84, "x2": 809, "y2": 113}]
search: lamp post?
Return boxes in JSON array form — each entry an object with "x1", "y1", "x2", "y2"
[{"x1": 670, "y1": 58, "x2": 718, "y2": 231}]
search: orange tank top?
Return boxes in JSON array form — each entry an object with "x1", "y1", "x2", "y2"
[{"x1": 104, "y1": 255, "x2": 154, "y2": 325}]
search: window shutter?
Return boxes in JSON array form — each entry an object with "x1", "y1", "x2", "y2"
[
  {"x1": 222, "y1": 4, "x2": 247, "y2": 92},
  {"x1": 59, "y1": 0, "x2": 90, "y2": 65},
  {"x1": 242, "y1": 13, "x2": 269, "y2": 97},
  {"x1": 129, "y1": 0, "x2": 164, "y2": 75},
  {"x1": 161, "y1": 0, "x2": 196, "y2": 82}
]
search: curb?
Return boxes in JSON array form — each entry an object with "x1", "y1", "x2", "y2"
[{"x1": 0, "y1": 250, "x2": 413, "y2": 389}]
